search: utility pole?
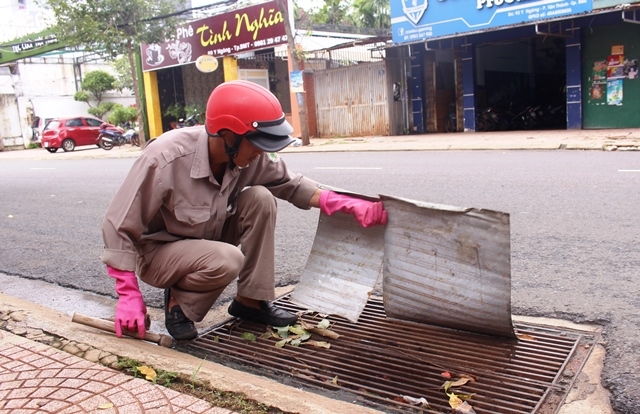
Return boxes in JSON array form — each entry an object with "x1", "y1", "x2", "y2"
[{"x1": 276, "y1": 0, "x2": 310, "y2": 145}]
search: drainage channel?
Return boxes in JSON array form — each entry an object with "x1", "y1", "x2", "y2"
[{"x1": 178, "y1": 295, "x2": 598, "y2": 414}]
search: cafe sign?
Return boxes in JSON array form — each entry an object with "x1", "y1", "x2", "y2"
[{"x1": 141, "y1": 0, "x2": 287, "y2": 72}]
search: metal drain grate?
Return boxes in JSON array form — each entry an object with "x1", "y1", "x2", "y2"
[{"x1": 179, "y1": 295, "x2": 598, "y2": 413}]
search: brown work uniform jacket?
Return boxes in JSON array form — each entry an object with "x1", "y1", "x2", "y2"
[{"x1": 100, "y1": 127, "x2": 320, "y2": 272}]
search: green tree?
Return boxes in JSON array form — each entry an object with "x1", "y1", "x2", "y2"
[
  {"x1": 73, "y1": 90, "x2": 91, "y2": 105},
  {"x1": 89, "y1": 101, "x2": 118, "y2": 119},
  {"x1": 311, "y1": 0, "x2": 354, "y2": 26},
  {"x1": 297, "y1": 0, "x2": 389, "y2": 32},
  {"x1": 112, "y1": 55, "x2": 134, "y2": 93},
  {"x1": 107, "y1": 104, "x2": 139, "y2": 126},
  {"x1": 77, "y1": 70, "x2": 116, "y2": 107},
  {"x1": 352, "y1": 0, "x2": 390, "y2": 29},
  {"x1": 293, "y1": 2, "x2": 312, "y2": 27},
  {"x1": 46, "y1": 0, "x2": 182, "y2": 144}
]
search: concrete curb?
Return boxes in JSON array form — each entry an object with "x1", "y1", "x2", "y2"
[
  {"x1": 0, "y1": 293, "x2": 385, "y2": 414},
  {"x1": 1, "y1": 129, "x2": 639, "y2": 161},
  {"x1": 0, "y1": 291, "x2": 614, "y2": 414}
]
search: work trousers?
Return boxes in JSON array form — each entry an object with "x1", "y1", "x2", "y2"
[{"x1": 138, "y1": 186, "x2": 277, "y2": 322}]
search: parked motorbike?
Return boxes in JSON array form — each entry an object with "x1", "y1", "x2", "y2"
[
  {"x1": 172, "y1": 112, "x2": 201, "y2": 129},
  {"x1": 445, "y1": 103, "x2": 457, "y2": 133},
  {"x1": 98, "y1": 123, "x2": 140, "y2": 150}
]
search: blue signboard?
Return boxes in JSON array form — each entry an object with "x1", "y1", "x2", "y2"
[{"x1": 391, "y1": 0, "x2": 593, "y2": 44}]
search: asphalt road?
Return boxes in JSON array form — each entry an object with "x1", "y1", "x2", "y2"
[{"x1": 0, "y1": 150, "x2": 639, "y2": 413}]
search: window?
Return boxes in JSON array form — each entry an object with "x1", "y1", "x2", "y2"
[
  {"x1": 85, "y1": 118, "x2": 103, "y2": 127},
  {"x1": 44, "y1": 121, "x2": 61, "y2": 130},
  {"x1": 65, "y1": 119, "x2": 83, "y2": 127}
]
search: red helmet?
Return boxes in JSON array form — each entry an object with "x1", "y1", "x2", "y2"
[{"x1": 205, "y1": 80, "x2": 295, "y2": 152}]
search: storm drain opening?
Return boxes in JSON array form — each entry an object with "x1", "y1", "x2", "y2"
[{"x1": 179, "y1": 295, "x2": 599, "y2": 414}]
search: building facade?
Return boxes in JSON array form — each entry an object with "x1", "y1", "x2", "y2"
[{"x1": 388, "y1": 0, "x2": 640, "y2": 133}]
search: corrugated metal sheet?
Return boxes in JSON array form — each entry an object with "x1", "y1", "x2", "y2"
[
  {"x1": 381, "y1": 195, "x2": 515, "y2": 338},
  {"x1": 314, "y1": 62, "x2": 389, "y2": 137},
  {"x1": 289, "y1": 211, "x2": 385, "y2": 322},
  {"x1": 290, "y1": 194, "x2": 515, "y2": 338}
]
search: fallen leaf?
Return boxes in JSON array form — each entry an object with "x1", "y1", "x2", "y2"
[
  {"x1": 516, "y1": 333, "x2": 537, "y2": 341},
  {"x1": 240, "y1": 332, "x2": 256, "y2": 342},
  {"x1": 275, "y1": 338, "x2": 290, "y2": 348},
  {"x1": 316, "y1": 319, "x2": 331, "y2": 329},
  {"x1": 400, "y1": 395, "x2": 429, "y2": 406},
  {"x1": 288, "y1": 325, "x2": 309, "y2": 336},
  {"x1": 312, "y1": 327, "x2": 340, "y2": 339},
  {"x1": 448, "y1": 392, "x2": 463, "y2": 409},
  {"x1": 456, "y1": 393, "x2": 475, "y2": 400},
  {"x1": 300, "y1": 321, "x2": 341, "y2": 339},
  {"x1": 259, "y1": 332, "x2": 274, "y2": 339},
  {"x1": 454, "y1": 401, "x2": 477, "y2": 413},
  {"x1": 449, "y1": 378, "x2": 472, "y2": 387},
  {"x1": 443, "y1": 377, "x2": 473, "y2": 393},
  {"x1": 459, "y1": 373, "x2": 476, "y2": 381},
  {"x1": 302, "y1": 340, "x2": 331, "y2": 349},
  {"x1": 441, "y1": 371, "x2": 452, "y2": 378},
  {"x1": 290, "y1": 338, "x2": 302, "y2": 347},
  {"x1": 136, "y1": 365, "x2": 157, "y2": 382},
  {"x1": 274, "y1": 326, "x2": 289, "y2": 338},
  {"x1": 98, "y1": 402, "x2": 114, "y2": 409},
  {"x1": 331, "y1": 375, "x2": 339, "y2": 385},
  {"x1": 213, "y1": 335, "x2": 219, "y2": 342}
]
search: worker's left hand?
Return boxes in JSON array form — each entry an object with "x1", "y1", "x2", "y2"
[
  {"x1": 319, "y1": 190, "x2": 387, "y2": 228},
  {"x1": 107, "y1": 266, "x2": 148, "y2": 339}
]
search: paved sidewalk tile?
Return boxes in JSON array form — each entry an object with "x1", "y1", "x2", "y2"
[{"x1": 0, "y1": 331, "x2": 232, "y2": 413}]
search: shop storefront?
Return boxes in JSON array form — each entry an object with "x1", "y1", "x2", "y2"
[
  {"x1": 139, "y1": 0, "x2": 297, "y2": 138},
  {"x1": 389, "y1": 0, "x2": 640, "y2": 132}
]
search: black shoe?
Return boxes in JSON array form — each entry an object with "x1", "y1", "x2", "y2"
[
  {"x1": 164, "y1": 289, "x2": 197, "y2": 340},
  {"x1": 228, "y1": 299, "x2": 298, "y2": 327}
]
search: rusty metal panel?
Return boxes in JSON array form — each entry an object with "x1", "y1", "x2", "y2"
[
  {"x1": 314, "y1": 62, "x2": 389, "y2": 137},
  {"x1": 289, "y1": 211, "x2": 385, "y2": 322},
  {"x1": 381, "y1": 195, "x2": 516, "y2": 338}
]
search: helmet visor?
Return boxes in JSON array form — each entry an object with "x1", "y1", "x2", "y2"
[
  {"x1": 252, "y1": 115, "x2": 294, "y2": 136},
  {"x1": 245, "y1": 132, "x2": 296, "y2": 152}
]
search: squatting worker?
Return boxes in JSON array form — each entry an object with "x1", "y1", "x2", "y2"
[{"x1": 100, "y1": 80, "x2": 387, "y2": 341}]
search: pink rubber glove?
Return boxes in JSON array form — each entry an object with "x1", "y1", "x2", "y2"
[
  {"x1": 319, "y1": 190, "x2": 388, "y2": 228},
  {"x1": 107, "y1": 265, "x2": 147, "y2": 339}
]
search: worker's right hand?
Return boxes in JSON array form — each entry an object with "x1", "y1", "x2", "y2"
[
  {"x1": 319, "y1": 190, "x2": 388, "y2": 228},
  {"x1": 107, "y1": 266, "x2": 147, "y2": 339}
]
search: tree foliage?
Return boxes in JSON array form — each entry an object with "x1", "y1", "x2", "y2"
[
  {"x1": 46, "y1": 0, "x2": 183, "y2": 143},
  {"x1": 112, "y1": 55, "x2": 133, "y2": 92},
  {"x1": 298, "y1": 0, "x2": 390, "y2": 29},
  {"x1": 73, "y1": 90, "x2": 91, "y2": 105},
  {"x1": 107, "y1": 104, "x2": 138, "y2": 126},
  {"x1": 310, "y1": 0, "x2": 354, "y2": 26},
  {"x1": 80, "y1": 70, "x2": 116, "y2": 105},
  {"x1": 352, "y1": 0, "x2": 390, "y2": 29},
  {"x1": 46, "y1": 0, "x2": 181, "y2": 57},
  {"x1": 74, "y1": 70, "x2": 115, "y2": 118},
  {"x1": 88, "y1": 101, "x2": 117, "y2": 120}
]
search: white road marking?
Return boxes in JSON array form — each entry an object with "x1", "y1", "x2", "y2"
[
  {"x1": 314, "y1": 167, "x2": 382, "y2": 170},
  {"x1": 618, "y1": 170, "x2": 640, "y2": 172}
]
